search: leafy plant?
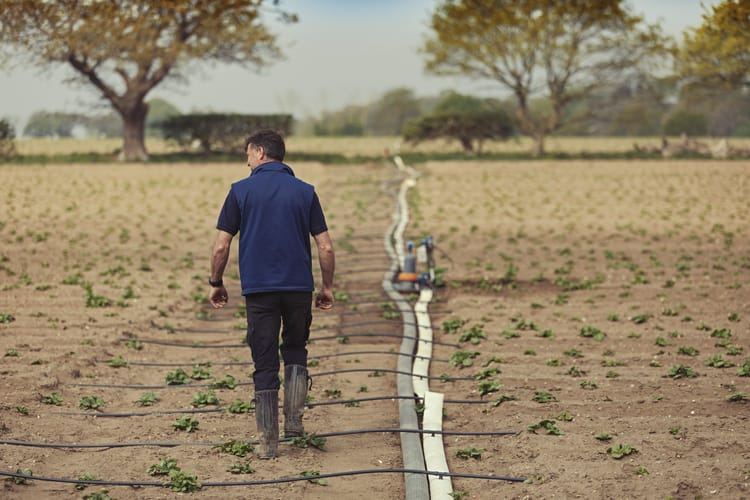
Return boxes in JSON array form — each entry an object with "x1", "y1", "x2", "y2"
[
  {"x1": 300, "y1": 469, "x2": 328, "y2": 486},
  {"x1": 165, "y1": 469, "x2": 201, "y2": 493},
  {"x1": 459, "y1": 324, "x2": 486, "y2": 344},
  {"x1": 215, "y1": 440, "x2": 254, "y2": 457},
  {"x1": 82, "y1": 489, "x2": 113, "y2": 500},
  {"x1": 76, "y1": 472, "x2": 97, "y2": 490},
  {"x1": 172, "y1": 416, "x2": 199, "y2": 432},
  {"x1": 166, "y1": 368, "x2": 191, "y2": 385},
  {"x1": 737, "y1": 359, "x2": 750, "y2": 377},
  {"x1": 607, "y1": 443, "x2": 638, "y2": 459},
  {"x1": 455, "y1": 446, "x2": 485, "y2": 459},
  {"x1": 83, "y1": 284, "x2": 112, "y2": 308},
  {"x1": 442, "y1": 318, "x2": 467, "y2": 334},
  {"x1": 477, "y1": 379, "x2": 501, "y2": 396},
  {"x1": 0, "y1": 312, "x2": 15, "y2": 324},
  {"x1": 668, "y1": 365, "x2": 697, "y2": 379},
  {"x1": 124, "y1": 339, "x2": 143, "y2": 350},
  {"x1": 107, "y1": 355, "x2": 128, "y2": 368},
  {"x1": 726, "y1": 392, "x2": 746, "y2": 402},
  {"x1": 148, "y1": 458, "x2": 180, "y2": 476},
  {"x1": 475, "y1": 367, "x2": 500, "y2": 380},
  {"x1": 528, "y1": 419, "x2": 561, "y2": 435},
  {"x1": 290, "y1": 433, "x2": 327, "y2": 450},
  {"x1": 79, "y1": 395, "x2": 105, "y2": 410},
  {"x1": 191, "y1": 389, "x2": 220, "y2": 407},
  {"x1": 705, "y1": 353, "x2": 734, "y2": 368},
  {"x1": 491, "y1": 394, "x2": 518, "y2": 406},
  {"x1": 636, "y1": 465, "x2": 649, "y2": 476},
  {"x1": 677, "y1": 346, "x2": 699, "y2": 356},
  {"x1": 533, "y1": 391, "x2": 557, "y2": 403},
  {"x1": 210, "y1": 374, "x2": 237, "y2": 389},
  {"x1": 449, "y1": 350, "x2": 480, "y2": 367},
  {"x1": 190, "y1": 366, "x2": 212, "y2": 380},
  {"x1": 41, "y1": 392, "x2": 63, "y2": 405},
  {"x1": 136, "y1": 392, "x2": 159, "y2": 407},
  {"x1": 580, "y1": 325, "x2": 606, "y2": 341},
  {"x1": 10, "y1": 468, "x2": 32, "y2": 484},
  {"x1": 563, "y1": 349, "x2": 584, "y2": 358},
  {"x1": 228, "y1": 462, "x2": 255, "y2": 474},
  {"x1": 595, "y1": 432, "x2": 612, "y2": 441},
  {"x1": 227, "y1": 399, "x2": 254, "y2": 413}
]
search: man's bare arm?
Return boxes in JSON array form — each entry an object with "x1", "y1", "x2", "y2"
[
  {"x1": 209, "y1": 230, "x2": 234, "y2": 308},
  {"x1": 313, "y1": 230, "x2": 335, "y2": 309}
]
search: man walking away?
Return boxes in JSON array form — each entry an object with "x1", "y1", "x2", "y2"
[{"x1": 208, "y1": 129, "x2": 335, "y2": 458}]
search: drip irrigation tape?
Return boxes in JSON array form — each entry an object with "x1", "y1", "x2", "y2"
[
  {"x1": 313, "y1": 332, "x2": 458, "y2": 347},
  {"x1": 311, "y1": 350, "x2": 449, "y2": 363},
  {"x1": 0, "y1": 428, "x2": 517, "y2": 450},
  {"x1": 313, "y1": 319, "x2": 444, "y2": 332},
  {"x1": 0, "y1": 468, "x2": 527, "y2": 486},
  {"x1": 312, "y1": 367, "x2": 474, "y2": 381},
  {"x1": 49, "y1": 395, "x2": 492, "y2": 418}
]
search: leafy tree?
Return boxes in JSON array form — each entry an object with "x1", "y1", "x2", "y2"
[
  {"x1": 678, "y1": 0, "x2": 750, "y2": 90},
  {"x1": 146, "y1": 98, "x2": 181, "y2": 137},
  {"x1": 0, "y1": 118, "x2": 16, "y2": 158},
  {"x1": 1, "y1": 1, "x2": 296, "y2": 161},
  {"x1": 662, "y1": 110, "x2": 709, "y2": 136},
  {"x1": 23, "y1": 112, "x2": 86, "y2": 138},
  {"x1": 403, "y1": 109, "x2": 515, "y2": 154},
  {"x1": 311, "y1": 105, "x2": 367, "y2": 136},
  {"x1": 422, "y1": 0, "x2": 672, "y2": 155},
  {"x1": 366, "y1": 87, "x2": 422, "y2": 136}
]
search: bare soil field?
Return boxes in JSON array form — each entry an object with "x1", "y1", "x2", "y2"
[{"x1": 1, "y1": 157, "x2": 749, "y2": 499}]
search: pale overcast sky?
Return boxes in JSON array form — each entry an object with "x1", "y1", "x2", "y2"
[{"x1": 0, "y1": 0, "x2": 715, "y2": 131}]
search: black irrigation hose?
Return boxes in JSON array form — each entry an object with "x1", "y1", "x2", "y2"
[
  {"x1": 0, "y1": 428, "x2": 518, "y2": 450},
  {"x1": 312, "y1": 350, "x2": 449, "y2": 363},
  {"x1": 313, "y1": 319, "x2": 444, "y2": 332},
  {"x1": 0, "y1": 468, "x2": 527, "y2": 487},
  {"x1": 127, "y1": 350, "x2": 449, "y2": 366},
  {"x1": 75, "y1": 366, "x2": 473, "y2": 389},
  {"x1": 49, "y1": 395, "x2": 493, "y2": 418},
  {"x1": 122, "y1": 331, "x2": 459, "y2": 349}
]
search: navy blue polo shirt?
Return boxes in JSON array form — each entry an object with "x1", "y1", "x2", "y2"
[{"x1": 216, "y1": 162, "x2": 328, "y2": 295}]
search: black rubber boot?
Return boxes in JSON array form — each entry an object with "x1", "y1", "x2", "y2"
[
  {"x1": 254, "y1": 389, "x2": 278, "y2": 459},
  {"x1": 283, "y1": 364, "x2": 308, "y2": 437}
]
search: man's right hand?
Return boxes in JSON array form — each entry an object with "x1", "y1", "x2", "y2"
[
  {"x1": 315, "y1": 288, "x2": 334, "y2": 310},
  {"x1": 209, "y1": 285, "x2": 228, "y2": 308}
]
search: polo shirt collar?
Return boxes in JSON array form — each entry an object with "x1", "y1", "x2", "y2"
[{"x1": 251, "y1": 161, "x2": 296, "y2": 177}]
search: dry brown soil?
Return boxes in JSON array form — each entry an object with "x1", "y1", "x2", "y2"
[{"x1": 1, "y1": 159, "x2": 749, "y2": 499}]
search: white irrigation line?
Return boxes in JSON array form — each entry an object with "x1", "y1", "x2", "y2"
[{"x1": 387, "y1": 156, "x2": 453, "y2": 500}]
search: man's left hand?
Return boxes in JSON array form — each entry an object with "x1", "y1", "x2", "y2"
[{"x1": 209, "y1": 286, "x2": 228, "y2": 308}]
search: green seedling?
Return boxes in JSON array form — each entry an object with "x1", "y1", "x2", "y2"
[
  {"x1": 677, "y1": 346, "x2": 699, "y2": 356},
  {"x1": 215, "y1": 440, "x2": 254, "y2": 457},
  {"x1": 455, "y1": 446, "x2": 485, "y2": 459},
  {"x1": 607, "y1": 443, "x2": 638, "y2": 459},
  {"x1": 491, "y1": 394, "x2": 518, "y2": 406},
  {"x1": 442, "y1": 318, "x2": 467, "y2": 334},
  {"x1": 580, "y1": 325, "x2": 606, "y2": 341},
  {"x1": 655, "y1": 336, "x2": 668, "y2": 347},
  {"x1": 737, "y1": 359, "x2": 750, "y2": 377},
  {"x1": 595, "y1": 432, "x2": 612, "y2": 441},
  {"x1": 83, "y1": 284, "x2": 111, "y2": 308},
  {"x1": 300, "y1": 469, "x2": 328, "y2": 486},
  {"x1": 501, "y1": 329, "x2": 520, "y2": 339},
  {"x1": 450, "y1": 492, "x2": 470, "y2": 500},
  {"x1": 556, "y1": 412, "x2": 574, "y2": 422},
  {"x1": 227, "y1": 399, "x2": 254, "y2": 413},
  {"x1": 668, "y1": 365, "x2": 697, "y2": 379},
  {"x1": 728, "y1": 312, "x2": 741, "y2": 322},
  {"x1": 124, "y1": 339, "x2": 143, "y2": 350},
  {"x1": 107, "y1": 355, "x2": 128, "y2": 368},
  {"x1": 136, "y1": 392, "x2": 159, "y2": 407},
  {"x1": 528, "y1": 419, "x2": 561, "y2": 435},
  {"x1": 344, "y1": 399, "x2": 360, "y2": 407},
  {"x1": 450, "y1": 350, "x2": 480, "y2": 367},
  {"x1": 41, "y1": 392, "x2": 63, "y2": 405},
  {"x1": 705, "y1": 353, "x2": 734, "y2": 368},
  {"x1": 16, "y1": 405, "x2": 28, "y2": 415},
  {"x1": 636, "y1": 465, "x2": 649, "y2": 476},
  {"x1": 5, "y1": 349, "x2": 19, "y2": 357},
  {"x1": 191, "y1": 390, "x2": 219, "y2": 407},
  {"x1": 726, "y1": 392, "x2": 747, "y2": 402},
  {"x1": 536, "y1": 329, "x2": 554, "y2": 338},
  {"x1": 290, "y1": 433, "x2": 327, "y2": 450},
  {"x1": 333, "y1": 290, "x2": 350, "y2": 302},
  {"x1": 76, "y1": 472, "x2": 97, "y2": 491},
  {"x1": 630, "y1": 314, "x2": 650, "y2": 324},
  {"x1": 460, "y1": 324, "x2": 487, "y2": 344},
  {"x1": 477, "y1": 379, "x2": 501, "y2": 396},
  {"x1": 0, "y1": 312, "x2": 15, "y2": 324},
  {"x1": 79, "y1": 396, "x2": 105, "y2": 410},
  {"x1": 475, "y1": 367, "x2": 500, "y2": 380},
  {"x1": 546, "y1": 359, "x2": 562, "y2": 367},
  {"x1": 563, "y1": 349, "x2": 584, "y2": 358},
  {"x1": 165, "y1": 469, "x2": 201, "y2": 493},
  {"x1": 669, "y1": 426, "x2": 681, "y2": 435},
  {"x1": 9, "y1": 468, "x2": 32, "y2": 484},
  {"x1": 148, "y1": 458, "x2": 180, "y2": 476},
  {"x1": 190, "y1": 366, "x2": 212, "y2": 380},
  {"x1": 380, "y1": 302, "x2": 399, "y2": 319},
  {"x1": 166, "y1": 368, "x2": 190, "y2": 385},
  {"x1": 580, "y1": 380, "x2": 598, "y2": 390},
  {"x1": 172, "y1": 416, "x2": 199, "y2": 432},
  {"x1": 336, "y1": 335, "x2": 350, "y2": 344},
  {"x1": 566, "y1": 366, "x2": 586, "y2": 377},
  {"x1": 533, "y1": 391, "x2": 557, "y2": 403},
  {"x1": 228, "y1": 462, "x2": 255, "y2": 474},
  {"x1": 210, "y1": 374, "x2": 238, "y2": 389},
  {"x1": 324, "y1": 388, "x2": 342, "y2": 399}
]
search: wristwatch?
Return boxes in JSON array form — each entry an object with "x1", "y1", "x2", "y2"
[{"x1": 208, "y1": 278, "x2": 224, "y2": 287}]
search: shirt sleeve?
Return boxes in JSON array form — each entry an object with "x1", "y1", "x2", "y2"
[
  {"x1": 216, "y1": 188, "x2": 241, "y2": 235},
  {"x1": 309, "y1": 191, "x2": 328, "y2": 236}
]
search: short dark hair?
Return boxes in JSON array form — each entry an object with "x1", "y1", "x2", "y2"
[{"x1": 244, "y1": 129, "x2": 285, "y2": 161}]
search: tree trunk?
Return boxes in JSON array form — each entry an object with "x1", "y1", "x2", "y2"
[
  {"x1": 532, "y1": 134, "x2": 545, "y2": 157},
  {"x1": 118, "y1": 100, "x2": 149, "y2": 161}
]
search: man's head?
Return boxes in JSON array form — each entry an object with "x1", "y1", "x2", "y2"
[{"x1": 245, "y1": 129, "x2": 286, "y2": 170}]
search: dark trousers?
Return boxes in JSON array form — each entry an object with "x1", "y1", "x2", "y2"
[{"x1": 245, "y1": 291, "x2": 312, "y2": 390}]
